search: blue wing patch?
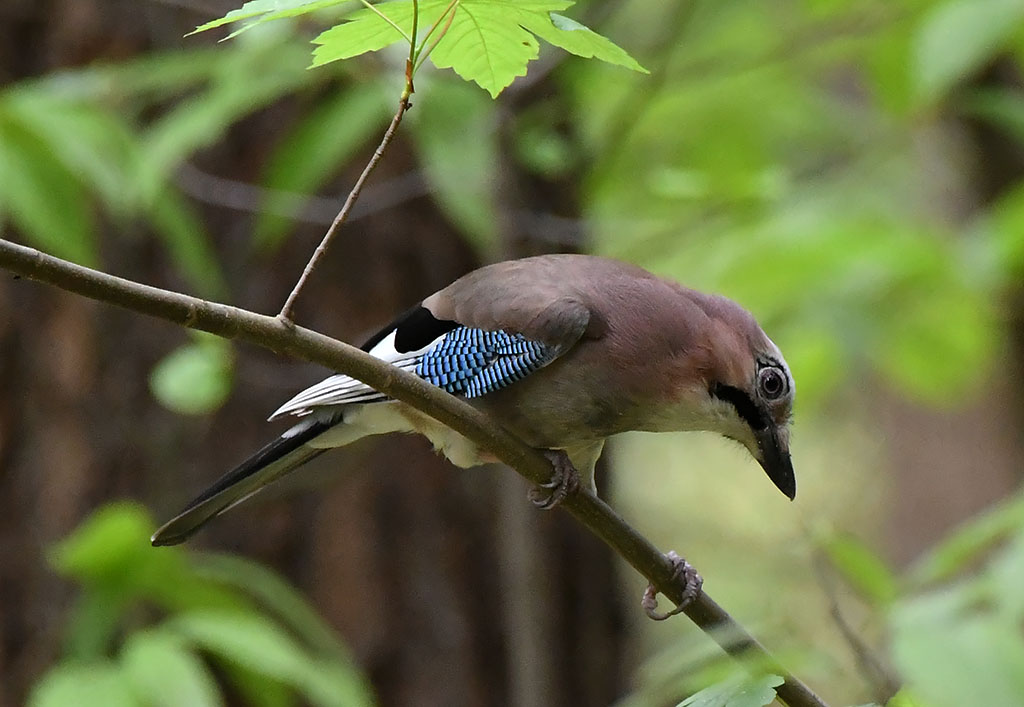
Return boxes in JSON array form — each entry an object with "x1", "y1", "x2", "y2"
[{"x1": 416, "y1": 328, "x2": 555, "y2": 398}]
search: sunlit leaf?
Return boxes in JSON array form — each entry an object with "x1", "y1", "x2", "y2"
[
  {"x1": 28, "y1": 662, "x2": 140, "y2": 707},
  {"x1": 677, "y1": 674, "x2": 783, "y2": 707},
  {"x1": 913, "y1": 0, "x2": 1024, "y2": 104},
  {"x1": 149, "y1": 336, "x2": 234, "y2": 416},
  {"x1": 513, "y1": 12, "x2": 646, "y2": 73},
  {"x1": 120, "y1": 630, "x2": 221, "y2": 707},
  {"x1": 193, "y1": 0, "x2": 348, "y2": 37},
  {"x1": 313, "y1": 0, "x2": 643, "y2": 97}
]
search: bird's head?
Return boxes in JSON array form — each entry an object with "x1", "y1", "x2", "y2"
[{"x1": 697, "y1": 298, "x2": 796, "y2": 500}]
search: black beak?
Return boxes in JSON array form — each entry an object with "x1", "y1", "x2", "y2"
[{"x1": 755, "y1": 427, "x2": 796, "y2": 500}]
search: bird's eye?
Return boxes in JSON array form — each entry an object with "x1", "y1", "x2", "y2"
[{"x1": 758, "y1": 367, "x2": 787, "y2": 400}]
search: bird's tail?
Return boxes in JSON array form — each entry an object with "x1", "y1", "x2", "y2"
[{"x1": 151, "y1": 413, "x2": 342, "y2": 546}]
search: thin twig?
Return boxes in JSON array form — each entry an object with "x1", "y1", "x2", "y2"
[
  {"x1": 813, "y1": 552, "x2": 901, "y2": 703},
  {"x1": 277, "y1": 85, "x2": 412, "y2": 322},
  {"x1": 278, "y1": 2, "x2": 420, "y2": 323},
  {"x1": 0, "y1": 238, "x2": 829, "y2": 707}
]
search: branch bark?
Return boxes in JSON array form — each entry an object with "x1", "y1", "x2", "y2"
[{"x1": 0, "y1": 238, "x2": 829, "y2": 707}]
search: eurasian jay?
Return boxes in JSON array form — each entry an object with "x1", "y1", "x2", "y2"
[{"x1": 152, "y1": 254, "x2": 795, "y2": 546}]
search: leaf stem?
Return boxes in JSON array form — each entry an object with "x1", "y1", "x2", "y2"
[
  {"x1": 357, "y1": 0, "x2": 411, "y2": 43},
  {"x1": 413, "y1": 0, "x2": 459, "y2": 73}
]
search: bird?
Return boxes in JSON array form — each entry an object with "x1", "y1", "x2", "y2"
[{"x1": 151, "y1": 254, "x2": 796, "y2": 547}]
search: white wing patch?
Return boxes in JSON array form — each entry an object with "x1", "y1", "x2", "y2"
[{"x1": 267, "y1": 330, "x2": 446, "y2": 421}]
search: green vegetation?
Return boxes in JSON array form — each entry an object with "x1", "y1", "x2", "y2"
[{"x1": 5, "y1": 0, "x2": 1024, "y2": 705}]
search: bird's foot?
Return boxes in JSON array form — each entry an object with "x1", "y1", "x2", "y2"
[
  {"x1": 641, "y1": 550, "x2": 703, "y2": 621},
  {"x1": 528, "y1": 449, "x2": 580, "y2": 510}
]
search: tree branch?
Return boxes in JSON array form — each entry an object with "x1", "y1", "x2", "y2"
[
  {"x1": 277, "y1": 84, "x2": 413, "y2": 322},
  {"x1": 0, "y1": 238, "x2": 829, "y2": 707}
]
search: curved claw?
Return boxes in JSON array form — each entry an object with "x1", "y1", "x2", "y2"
[
  {"x1": 641, "y1": 550, "x2": 703, "y2": 621},
  {"x1": 528, "y1": 449, "x2": 580, "y2": 510}
]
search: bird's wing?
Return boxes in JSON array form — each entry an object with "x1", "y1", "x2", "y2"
[{"x1": 270, "y1": 293, "x2": 592, "y2": 420}]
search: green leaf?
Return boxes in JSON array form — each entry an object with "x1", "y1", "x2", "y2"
[
  {"x1": 822, "y1": 533, "x2": 899, "y2": 605},
  {"x1": 909, "y1": 492, "x2": 1024, "y2": 585},
  {"x1": 28, "y1": 662, "x2": 141, "y2": 707},
  {"x1": 678, "y1": 674, "x2": 783, "y2": 707},
  {"x1": 313, "y1": 0, "x2": 642, "y2": 97},
  {"x1": 408, "y1": 79, "x2": 498, "y2": 251},
  {"x1": 49, "y1": 502, "x2": 158, "y2": 584},
  {"x1": 148, "y1": 188, "x2": 229, "y2": 299},
  {"x1": 0, "y1": 111, "x2": 97, "y2": 265},
  {"x1": 193, "y1": 0, "x2": 348, "y2": 37},
  {"x1": 139, "y1": 38, "x2": 311, "y2": 201},
  {"x1": 254, "y1": 84, "x2": 388, "y2": 252},
  {"x1": 892, "y1": 589, "x2": 1024, "y2": 707},
  {"x1": 120, "y1": 630, "x2": 222, "y2": 707},
  {"x1": 195, "y1": 552, "x2": 350, "y2": 658},
  {"x1": 149, "y1": 336, "x2": 234, "y2": 416},
  {"x1": 418, "y1": 1, "x2": 546, "y2": 98},
  {"x1": 3, "y1": 93, "x2": 139, "y2": 218},
  {"x1": 514, "y1": 12, "x2": 645, "y2": 72},
  {"x1": 913, "y1": 0, "x2": 1024, "y2": 105},
  {"x1": 171, "y1": 610, "x2": 374, "y2": 707}
]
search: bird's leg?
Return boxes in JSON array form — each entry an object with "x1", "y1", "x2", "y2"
[
  {"x1": 528, "y1": 449, "x2": 580, "y2": 510},
  {"x1": 641, "y1": 550, "x2": 703, "y2": 621}
]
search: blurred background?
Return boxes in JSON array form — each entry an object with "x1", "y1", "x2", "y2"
[{"x1": 1, "y1": 1, "x2": 1023, "y2": 706}]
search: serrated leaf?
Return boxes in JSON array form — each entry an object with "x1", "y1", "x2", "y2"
[
  {"x1": 193, "y1": 0, "x2": 348, "y2": 36},
  {"x1": 678, "y1": 674, "x2": 783, "y2": 707},
  {"x1": 822, "y1": 533, "x2": 899, "y2": 605},
  {"x1": 313, "y1": 0, "x2": 642, "y2": 97},
  {"x1": 0, "y1": 112, "x2": 97, "y2": 265},
  {"x1": 254, "y1": 84, "x2": 387, "y2": 252},
  {"x1": 914, "y1": 0, "x2": 1024, "y2": 105},
  {"x1": 150, "y1": 337, "x2": 234, "y2": 416},
  {"x1": 515, "y1": 12, "x2": 646, "y2": 72},
  {"x1": 409, "y1": 79, "x2": 498, "y2": 250},
  {"x1": 120, "y1": 630, "x2": 222, "y2": 707},
  {"x1": 28, "y1": 662, "x2": 141, "y2": 707}
]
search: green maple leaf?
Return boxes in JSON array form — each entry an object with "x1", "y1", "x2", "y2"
[{"x1": 310, "y1": 0, "x2": 646, "y2": 97}]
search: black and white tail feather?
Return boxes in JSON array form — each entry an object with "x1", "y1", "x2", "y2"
[{"x1": 151, "y1": 306, "x2": 560, "y2": 546}]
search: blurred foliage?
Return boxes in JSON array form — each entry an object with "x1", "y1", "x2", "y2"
[
  {"x1": 28, "y1": 503, "x2": 374, "y2": 707},
  {"x1": 4, "y1": 0, "x2": 1024, "y2": 704},
  {"x1": 619, "y1": 489, "x2": 1024, "y2": 707}
]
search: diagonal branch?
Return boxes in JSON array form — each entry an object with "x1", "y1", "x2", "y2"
[
  {"x1": 0, "y1": 238, "x2": 829, "y2": 707},
  {"x1": 277, "y1": 81, "x2": 413, "y2": 322}
]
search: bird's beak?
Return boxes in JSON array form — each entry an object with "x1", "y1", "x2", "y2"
[{"x1": 755, "y1": 427, "x2": 796, "y2": 500}]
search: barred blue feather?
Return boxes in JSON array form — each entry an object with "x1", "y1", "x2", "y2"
[{"x1": 416, "y1": 327, "x2": 554, "y2": 398}]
